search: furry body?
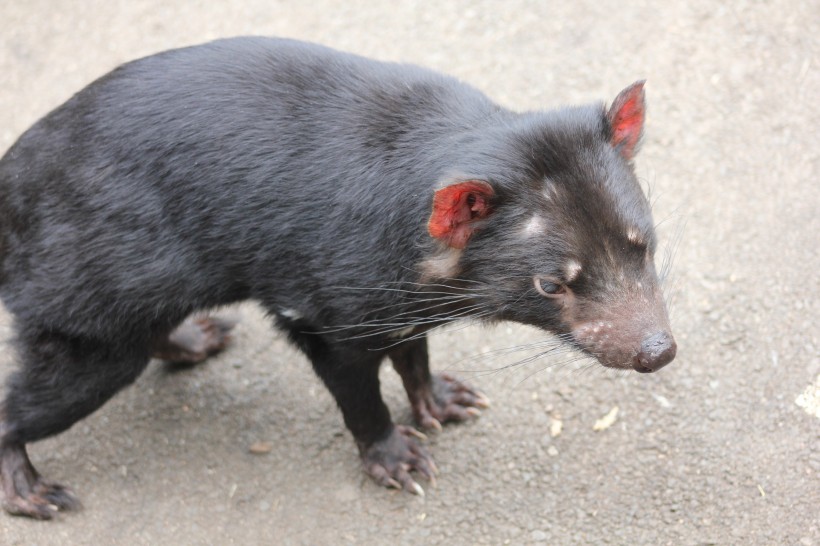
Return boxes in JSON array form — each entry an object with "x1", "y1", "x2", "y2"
[{"x1": 0, "y1": 37, "x2": 674, "y2": 518}]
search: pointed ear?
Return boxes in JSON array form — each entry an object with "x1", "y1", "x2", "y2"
[
  {"x1": 427, "y1": 180, "x2": 495, "y2": 249},
  {"x1": 607, "y1": 80, "x2": 646, "y2": 161}
]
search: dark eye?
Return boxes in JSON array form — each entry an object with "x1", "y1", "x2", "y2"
[{"x1": 533, "y1": 276, "x2": 567, "y2": 298}]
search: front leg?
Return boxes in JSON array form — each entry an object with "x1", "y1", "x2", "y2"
[
  {"x1": 389, "y1": 336, "x2": 490, "y2": 432},
  {"x1": 302, "y1": 337, "x2": 436, "y2": 495}
]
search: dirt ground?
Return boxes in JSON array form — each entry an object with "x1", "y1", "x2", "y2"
[{"x1": 0, "y1": 1, "x2": 818, "y2": 544}]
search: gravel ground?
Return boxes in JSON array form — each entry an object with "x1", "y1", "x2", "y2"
[{"x1": 1, "y1": 1, "x2": 818, "y2": 544}]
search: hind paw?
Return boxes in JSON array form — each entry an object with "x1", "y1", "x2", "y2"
[
  {"x1": 3, "y1": 481, "x2": 80, "y2": 520},
  {"x1": 153, "y1": 315, "x2": 236, "y2": 364},
  {"x1": 1, "y1": 443, "x2": 80, "y2": 520}
]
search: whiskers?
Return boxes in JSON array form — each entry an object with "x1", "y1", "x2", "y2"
[
  {"x1": 316, "y1": 278, "x2": 498, "y2": 349},
  {"x1": 441, "y1": 330, "x2": 599, "y2": 387},
  {"x1": 657, "y1": 216, "x2": 685, "y2": 321},
  {"x1": 317, "y1": 274, "x2": 601, "y2": 380},
  {"x1": 642, "y1": 168, "x2": 685, "y2": 322}
]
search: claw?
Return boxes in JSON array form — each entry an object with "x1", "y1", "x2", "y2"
[
  {"x1": 409, "y1": 481, "x2": 425, "y2": 497},
  {"x1": 422, "y1": 416, "x2": 443, "y2": 432},
  {"x1": 475, "y1": 393, "x2": 491, "y2": 408},
  {"x1": 404, "y1": 427, "x2": 428, "y2": 441}
]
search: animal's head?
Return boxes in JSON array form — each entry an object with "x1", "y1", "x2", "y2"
[{"x1": 425, "y1": 81, "x2": 676, "y2": 373}]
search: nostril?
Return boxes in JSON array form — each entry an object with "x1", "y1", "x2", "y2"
[{"x1": 633, "y1": 332, "x2": 677, "y2": 373}]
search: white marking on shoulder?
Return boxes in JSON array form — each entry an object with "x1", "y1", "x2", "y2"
[
  {"x1": 521, "y1": 215, "x2": 546, "y2": 237},
  {"x1": 565, "y1": 260, "x2": 582, "y2": 282},
  {"x1": 279, "y1": 308, "x2": 303, "y2": 320}
]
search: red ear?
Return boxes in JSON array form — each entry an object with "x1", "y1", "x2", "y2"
[
  {"x1": 427, "y1": 180, "x2": 495, "y2": 249},
  {"x1": 607, "y1": 80, "x2": 646, "y2": 161}
]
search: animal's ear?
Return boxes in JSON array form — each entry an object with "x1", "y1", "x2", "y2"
[
  {"x1": 427, "y1": 180, "x2": 495, "y2": 249},
  {"x1": 607, "y1": 80, "x2": 646, "y2": 161}
]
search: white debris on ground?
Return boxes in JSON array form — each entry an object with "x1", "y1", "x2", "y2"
[
  {"x1": 593, "y1": 406, "x2": 619, "y2": 432},
  {"x1": 549, "y1": 416, "x2": 563, "y2": 438},
  {"x1": 795, "y1": 375, "x2": 820, "y2": 419}
]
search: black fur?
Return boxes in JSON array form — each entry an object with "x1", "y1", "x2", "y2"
[{"x1": 0, "y1": 37, "x2": 673, "y2": 515}]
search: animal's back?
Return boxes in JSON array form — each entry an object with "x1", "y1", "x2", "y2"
[{"x1": 0, "y1": 37, "x2": 496, "y2": 337}]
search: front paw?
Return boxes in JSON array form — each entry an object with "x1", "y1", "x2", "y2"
[
  {"x1": 413, "y1": 373, "x2": 491, "y2": 431},
  {"x1": 361, "y1": 425, "x2": 438, "y2": 496}
]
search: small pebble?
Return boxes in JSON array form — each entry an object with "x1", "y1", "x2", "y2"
[{"x1": 249, "y1": 441, "x2": 273, "y2": 454}]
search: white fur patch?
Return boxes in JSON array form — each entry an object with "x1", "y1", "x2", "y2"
[
  {"x1": 542, "y1": 179, "x2": 557, "y2": 202},
  {"x1": 522, "y1": 215, "x2": 545, "y2": 237},
  {"x1": 419, "y1": 248, "x2": 462, "y2": 281},
  {"x1": 279, "y1": 308, "x2": 303, "y2": 320},
  {"x1": 626, "y1": 227, "x2": 644, "y2": 245},
  {"x1": 543, "y1": 187, "x2": 554, "y2": 202},
  {"x1": 565, "y1": 260, "x2": 582, "y2": 282}
]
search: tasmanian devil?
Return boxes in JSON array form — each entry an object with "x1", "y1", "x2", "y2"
[{"x1": 0, "y1": 37, "x2": 676, "y2": 519}]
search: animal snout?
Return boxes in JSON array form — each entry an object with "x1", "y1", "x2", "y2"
[{"x1": 633, "y1": 331, "x2": 677, "y2": 373}]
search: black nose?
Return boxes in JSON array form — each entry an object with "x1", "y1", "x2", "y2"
[{"x1": 633, "y1": 331, "x2": 677, "y2": 373}]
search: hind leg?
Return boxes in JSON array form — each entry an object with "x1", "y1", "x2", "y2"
[
  {"x1": 0, "y1": 328, "x2": 150, "y2": 519},
  {"x1": 151, "y1": 315, "x2": 235, "y2": 364}
]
